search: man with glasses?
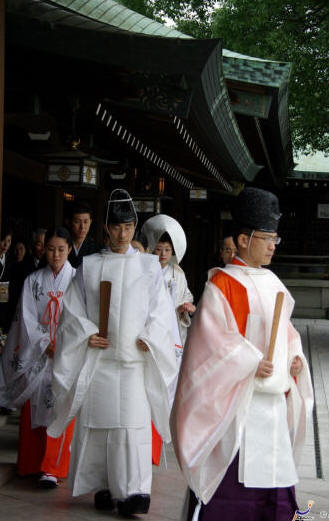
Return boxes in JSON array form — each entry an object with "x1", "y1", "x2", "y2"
[
  {"x1": 219, "y1": 235, "x2": 237, "y2": 266},
  {"x1": 171, "y1": 187, "x2": 313, "y2": 521}
]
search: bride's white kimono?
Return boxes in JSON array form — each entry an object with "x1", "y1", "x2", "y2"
[
  {"x1": 163, "y1": 263, "x2": 194, "y2": 347},
  {"x1": 0, "y1": 261, "x2": 75, "y2": 428},
  {"x1": 48, "y1": 245, "x2": 177, "y2": 499},
  {"x1": 171, "y1": 259, "x2": 314, "y2": 509}
]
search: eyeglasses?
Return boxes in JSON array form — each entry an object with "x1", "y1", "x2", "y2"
[{"x1": 252, "y1": 235, "x2": 281, "y2": 245}]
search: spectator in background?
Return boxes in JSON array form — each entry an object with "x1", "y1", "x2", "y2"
[
  {"x1": 68, "y1": 201, "x2": 99, "y2": 268},
  {"x1": 0, "y1": 226, "x2": 14, "y2": 334},
  {"x1": 14, "y1": 241, "x2": 27, "y2": 263},
  {"x1": 219, "y1": 235, "x2": 237, "y2": 266},
  {"x1": 0, "y1": 225, "x2": 14, "y2": 414},
  {"x1": 131, "y1": 239, "x2": 146, "y2": 253},
  {"x1": 27, "y1": 228, "x2": 46, "y2": 272},
  {"x1": 7, "y1": 238, "x2": 32, "y2": 330}
]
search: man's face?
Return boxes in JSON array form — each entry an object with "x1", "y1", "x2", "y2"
[
  {"x1": 71, "y1": 213, "x2": 92, "y2": 242},
  {"x1": 33, "y1": 234, "x2": 45, "y2": 260},
  {"x1": 15, "y1": 242, "x2": 26, "y2": 262},
  {"x1": 107, "y1": 222, "x2": 135, "y2": 253},
  {"x1": 238, "y1": 230, "x2": 278, "y2": 267},
  {"x1": 220, "y1": 236, "x2": 237, "y2": 265}
]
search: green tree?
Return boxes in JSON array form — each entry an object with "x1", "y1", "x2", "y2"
[
  {"x1": 117, "y1": 0, "x2": 215, "y2": 35},
  {"x1": 211, "y1": 0, "x2": 329, "y2": 154},
  {"x1": 116, "y1": 0, "x2": 155, "y2": 18}
]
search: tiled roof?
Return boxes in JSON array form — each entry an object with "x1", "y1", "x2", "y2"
[
  {"x1": 53, "y1": 0, "x2": 291, "y2": 87},
  {"x1": 29, "y1": 0, "x2": 190, "y2": 38},
  {"x1": 12, "y1": 0, "x2": 290, "y2": 88},
  {"x1": 222, "y1": 56, "x2": 291, "y2": 88}
]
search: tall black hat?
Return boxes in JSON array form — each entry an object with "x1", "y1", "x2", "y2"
[
  {"x1": 106, "y1": 189, "x2": 137, "y2": 225},
  {"x1": 231, "y1": 187, "x2": 281, "y2": 233}
]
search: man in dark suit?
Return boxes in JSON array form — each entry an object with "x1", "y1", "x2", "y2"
[{"x1": 68, "y1": 201, "x2": 99, "y2": 268}]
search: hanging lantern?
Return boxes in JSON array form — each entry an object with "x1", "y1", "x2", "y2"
[{"x1": 46, "y1": 151, "x2": 99, "y2": 188}]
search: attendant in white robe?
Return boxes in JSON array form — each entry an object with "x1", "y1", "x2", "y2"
[
  {"x1": 48, "y1": 189, "x2": 177, "y2": 517},
  {"x1": 0, "y1": 226, "x2": 76, "y2": 487},
  {"x1": 171, "y1": 188, "x2": 314, "y2": 521}
]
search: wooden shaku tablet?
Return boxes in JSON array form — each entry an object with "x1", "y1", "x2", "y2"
[{"x1": 99, "y1": 281, "x2": 112, "y2": 339}]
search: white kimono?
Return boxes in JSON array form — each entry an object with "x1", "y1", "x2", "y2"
[
  {"x1": 171, "y1": 262, "x2": 314, "y2": 507},
  {"x1": 48, "y1": 246, "x2": 177, "y2": 499},
  {"x1": 163, "y1": 263, "x2": 194, "y2": 347},
  {"x1": 0, "y1": 261, "x2": 75, "y2": 428}
]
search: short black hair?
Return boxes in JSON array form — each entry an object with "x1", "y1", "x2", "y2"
[
  {"x1": 134, "y1": 230, "x2": 148, "y2": 250},
  {"x1": 45, "y1": 226, "x2": 73, "y2": 248},
  {"x1": 69, "y1": 200, "x2": 92, "y2": 220},
  {"x1": 232, "y1": 226, "x2": 253, "y2": 248}
]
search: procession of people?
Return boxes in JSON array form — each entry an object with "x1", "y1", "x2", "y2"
[{"x1": 0, "y1": 187, "x2": 313, "y2": 520}]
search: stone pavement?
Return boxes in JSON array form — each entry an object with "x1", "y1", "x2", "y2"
[
  {"x1": 0, "y1": 319, "x2": 329, "y2": 521},
  {"x1": 292, "y1": 319, "x2": 329, "y2": 520}
]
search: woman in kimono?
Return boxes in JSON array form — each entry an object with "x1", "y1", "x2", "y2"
[
  {"x1": 142, "y1": 214, "x2": 195, "y2": 352},
  {"x1": 0, "y1": 226, "x2": 76, "y2": 488},
  {"x1": 141, "y1": 215, "x2": 195, "y2": 464}
]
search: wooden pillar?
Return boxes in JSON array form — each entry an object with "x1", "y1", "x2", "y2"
[
  {"x1": 54, "y1": 187, "x2": 64, "y2": 226},
  {"x1": 0, "y1": 0, "x2": 5, "y2": 234}
]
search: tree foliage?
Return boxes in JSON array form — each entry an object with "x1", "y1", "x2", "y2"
[
  {"x1": 211, "y1": 0, "x2": 329, "y2": 154},
  {"x1": 117, "y1": 0, "x2": 215, "y2": 33},
  {"x1": 116, "y1": 0, "x2": 154, "y2": 19}
]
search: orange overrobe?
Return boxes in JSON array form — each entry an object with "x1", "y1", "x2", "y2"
[
  {"x1": 210, "y1": 257, "x2": 250, "y2": 336},
  {"x1": 211, "y1": 258, "x2": 297, "y2": 390},
  {"x1": 17, "y1": 400, "x2": 75, "y2": 478}
]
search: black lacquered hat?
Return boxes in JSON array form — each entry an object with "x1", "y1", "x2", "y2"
[
  {"x1": 231, "y1": 187, "x2": 281, "y2": 233},
  {"x1": 106, "y1": 189, "x2": 137, "y2": 225}
]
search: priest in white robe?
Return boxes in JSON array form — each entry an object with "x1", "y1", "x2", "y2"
[{"x1": 48, "y1": 189, "x2": 177, "y2": 517}]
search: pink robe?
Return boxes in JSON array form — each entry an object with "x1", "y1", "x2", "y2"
[{"x1": 170, "y1": 258, "x2": 313, "y2": 512}]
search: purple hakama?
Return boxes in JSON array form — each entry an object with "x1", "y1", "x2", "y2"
[{"x1": 187, "y1": 454, "x2": 298, "y2": 521}]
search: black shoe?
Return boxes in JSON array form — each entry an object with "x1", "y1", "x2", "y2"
[
  {"x1": 94, "y1": 489, "x2": 115, "y2": 511},
  {"x1": 117, "y1": 494, "x2": 150, "y2": 517},
  {"x1": 38, "y1": 473, "x2": 58, "y2": 489}
]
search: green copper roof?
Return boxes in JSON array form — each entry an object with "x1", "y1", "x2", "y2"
[
  {"x1": 8, "y1": 0, "x2": 293, "y2": 183},
  {"x1": 51, "y1": 0, "x2": 291, "y2": 87},
  {"x1": 42, "y1": 0, "x2": 190, "y2": 38},
  {"x1": 12, "y1": 0, "x2": 290, "y2": 88},
  {"x1": 222, "y1": 56, "x2": 291, "y2": 88}
]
